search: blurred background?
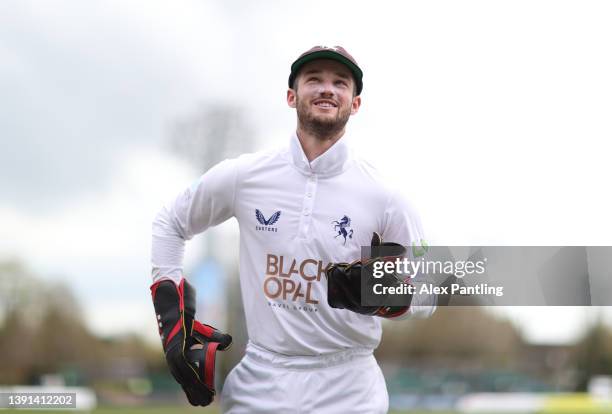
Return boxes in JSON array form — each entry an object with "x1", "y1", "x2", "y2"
[{"x1": 1, "y1": 0, "x2": 611, "y2": 412}]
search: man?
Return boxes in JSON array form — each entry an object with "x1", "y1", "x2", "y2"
[{"x1": 150, "y1": 46, "x2": 436, "y2": 413}]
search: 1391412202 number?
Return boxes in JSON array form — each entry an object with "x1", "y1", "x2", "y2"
[{"x1": 5, "y1": 393, "x2": 74, "y2": 408}]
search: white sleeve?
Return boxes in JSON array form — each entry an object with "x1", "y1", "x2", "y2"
[
  {"x1": 382, "y1": 191, "x2": 437, "y2": 320},
  {"x1": 151, "y1": 158, "x2": 239, "y2": 284}
]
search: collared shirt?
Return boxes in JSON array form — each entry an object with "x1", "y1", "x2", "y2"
[{"x1": 152, "y1": 133, "x2": 434, "y2": 356}]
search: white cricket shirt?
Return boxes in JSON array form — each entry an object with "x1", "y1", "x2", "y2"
[{"x1": 152, "y1": 133, "x2": 435, "y2": 356}]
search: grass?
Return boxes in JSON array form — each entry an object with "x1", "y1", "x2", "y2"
[
  {"x1": 1, "y1": 410, "x2": 439, "y2": 414},
  {"x1": 5, "y1": 407, "x2": 612, "y2": 414},
  {"x1": 2, "y1": 407, "x2": 457, "y2": 414},
  {"x1": 3, "y1": 407, "x2": 211, "y2": 414}
]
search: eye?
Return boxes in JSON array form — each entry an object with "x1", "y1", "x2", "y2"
[
  {"x1": 306, "y1": 76, "x2": 320, "y2": 83},
  {"x1": 335, "y1": 80, "x2": 348, "y2": 88}
]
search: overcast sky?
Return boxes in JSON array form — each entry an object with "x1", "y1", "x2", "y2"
[{"x1": 1, "y1": 0, "x2": 611, "y2": 344}]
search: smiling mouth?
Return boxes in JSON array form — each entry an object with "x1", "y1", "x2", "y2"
[{"x1": 313, "y1": 100, "x2": 337, "y2": 108}]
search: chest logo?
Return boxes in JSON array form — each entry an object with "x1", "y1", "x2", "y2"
[
  {"x1": 332, "y1": 215, "x2": 353, "y2": 245},
  {"x1": 256, "y1": 209, "x2": 281, "y2": 232}
]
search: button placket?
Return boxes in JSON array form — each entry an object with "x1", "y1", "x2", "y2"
[{"x1": 298, "y1": 174, "x2": 317, "y2": 238}]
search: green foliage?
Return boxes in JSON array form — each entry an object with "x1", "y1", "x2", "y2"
[
  {"x1": 571, "y1": 320, "x2": 612, "y2": 391},
  {"x1": 0, "y1": 260, "x2": 164, "y2": 386}
]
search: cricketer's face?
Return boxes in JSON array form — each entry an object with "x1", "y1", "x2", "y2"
[{"x1": 287, "y1": 59, "x2": 361, "y2": 140}]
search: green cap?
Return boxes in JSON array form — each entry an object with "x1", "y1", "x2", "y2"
[{"x1": 288, "y1": 45, "x2": 363, "y2": 95}]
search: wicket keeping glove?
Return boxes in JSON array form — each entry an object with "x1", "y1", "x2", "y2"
[
  {"x1": 151, "y1": 278, "x2": 232, "y2": 406},
  {"x1": 326, "y1": 232, "x2": 412, "y2": 318}
]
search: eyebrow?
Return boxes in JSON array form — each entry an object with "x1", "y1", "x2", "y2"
[{"x1": 302, "y1": 69, "x2": 351, "y2": 79}]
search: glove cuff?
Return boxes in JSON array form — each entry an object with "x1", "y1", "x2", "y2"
[
  {"x1": 375, "y1": 305, "x2": 409, "y2": 318},
  {"x1": 151, "y1": 278, "x2": 196, "y2": 351}
]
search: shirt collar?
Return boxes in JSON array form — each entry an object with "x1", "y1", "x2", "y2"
[{"x1": 288, "y1": 132, "x2": 352, "y2": 177}]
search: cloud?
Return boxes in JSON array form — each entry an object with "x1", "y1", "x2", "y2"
[
  {"x1": 0, "y1": 147, "x2": 196, "y2": 302},
  {"x1": 0, "y1": 1, "x2": 235, "y2": 211}
]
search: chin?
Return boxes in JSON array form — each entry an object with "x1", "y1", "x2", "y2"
[
  {"x1": 312, "y1": 116, "x2": 337, "y2": 126},
  {"x1": 310, "y1": 109, "x2": 337, "y2": 119}
]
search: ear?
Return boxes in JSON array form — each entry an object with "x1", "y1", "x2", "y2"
[
  {"x1": 287, "y1": 88, "x2": 297, "y2": 108},
  {"x1": 350, "y1": 95, "x2": 361, "y2": 115}
]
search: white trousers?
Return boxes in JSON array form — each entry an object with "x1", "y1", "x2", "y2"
[{"x1": 220, "y1": 342, "x2": 389, "y2": 413}]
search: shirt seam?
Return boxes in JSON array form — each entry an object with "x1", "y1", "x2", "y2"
[{"x1": 231, "y1": 157, "x2": 239, "y2": 216}]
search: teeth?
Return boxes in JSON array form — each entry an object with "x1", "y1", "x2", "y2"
[{"x1": 316, "y1": 102, "x2": 334, "y2": 108}]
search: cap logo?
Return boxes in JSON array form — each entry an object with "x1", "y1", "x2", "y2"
[{"x1": 319, "y1": 45, "x2": 339, "y2": 52}]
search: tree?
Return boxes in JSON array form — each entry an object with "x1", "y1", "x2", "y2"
[
  {"x1": 378, "y1": 307, "x2": 523, "y2": 367},
  {"x1": 571, "y1": 315, "x2": 612, "y2": 390},
  {"x1": 0, "y1": 260, "x2": 164, "y2": 385},
  {"x1": 0, "y1": 260, "x2": 97, "y2": 383}
]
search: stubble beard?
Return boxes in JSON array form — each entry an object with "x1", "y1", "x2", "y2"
[{"x1": 296, "y1": 96, "x2": 352, "y2": 141}]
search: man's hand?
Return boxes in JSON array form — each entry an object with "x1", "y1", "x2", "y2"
[{"x1": 151, "y1": 278, "x2": 232, "y2": 406}]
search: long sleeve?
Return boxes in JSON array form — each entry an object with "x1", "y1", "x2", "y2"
[
  {"x1": 151, "y1": 158, "x2": 239, "y2": 284},
  {"x1": 381, "y1": 191, "x2": 436, "y2": 320}
]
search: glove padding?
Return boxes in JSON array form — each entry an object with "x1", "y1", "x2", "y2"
[
  {"x1": 326, "y1": 232, "x2": 412, "y2": 318},
  {"x1": 151, "y1": 278, "x2": 232, "y2": 406}
]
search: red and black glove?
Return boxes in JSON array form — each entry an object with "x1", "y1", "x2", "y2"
[
  {"x1": 326, "y1": 232, "x2": 412, "y2": 318},
  {"x1": 151, "y1": 278, "x2": 232, "y2": 406}
]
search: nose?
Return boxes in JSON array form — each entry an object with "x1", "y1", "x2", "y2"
[{"x1": 318, "y1": 80, "x2": 335, "y2": 97}]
